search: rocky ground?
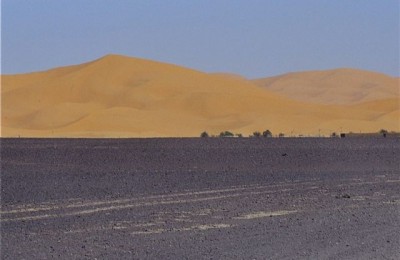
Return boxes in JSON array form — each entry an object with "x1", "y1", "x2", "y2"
[{"x1": 1, "y1": 137, "x2": 399, "y2": 259}]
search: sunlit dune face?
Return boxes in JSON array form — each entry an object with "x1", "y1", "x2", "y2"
[{"x1": 253, "y1": 68, "x2": 399, "y2": 105}]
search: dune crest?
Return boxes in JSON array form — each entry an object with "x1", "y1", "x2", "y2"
[{"x1": 2, "y1": 55, "x2": 399, "y2": 137}]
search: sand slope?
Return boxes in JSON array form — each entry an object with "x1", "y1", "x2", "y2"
[
  {"x1": 2, "y1": 55, "x2": 399, "y2": 137},
  {"x1": 253, "y1": 68, "x2": 399, "y2": 105}
]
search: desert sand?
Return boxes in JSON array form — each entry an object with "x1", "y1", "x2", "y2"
[
  {"x1": 1, "y1": 54, "x2": 399, "y2": 137},
  {"x1": 253, "y1": 68, "x2": 399, "y2": 105}
]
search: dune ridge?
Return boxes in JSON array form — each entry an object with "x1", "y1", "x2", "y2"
[{"x1": 2, "y1": 54, "x2": 399, "y2": 137}]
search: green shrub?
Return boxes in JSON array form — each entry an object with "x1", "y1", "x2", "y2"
[
  {"x1": 379, "y1": 129, "x2": 388, "y2": 135},
  {"x1": 219, "y1": 131, "x2": 234, "y2": 137},
  {"x1": 200, "y1": 131, "x2": 209, "y2": 138},
  {"x1": 262, "y1": 130, "x2": 272, "y2": 138}
]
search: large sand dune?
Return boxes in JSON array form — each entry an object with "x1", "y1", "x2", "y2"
[{"x1": 1, "y1": 54, "x2": 399, "y2": 137}]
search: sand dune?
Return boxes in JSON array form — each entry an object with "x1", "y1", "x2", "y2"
[
  {"x1": 1, "y1": 54, "x2": 399, "y2": 137},
  {"x1": 253, "y1": 68, "x2": 399, "y2": 105}
]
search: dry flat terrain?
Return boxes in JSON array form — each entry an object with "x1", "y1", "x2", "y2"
[
  {"x1": 2, "y1": 54, "x2": 399, "y2": 137},
  {"x1": 1, "y1": 138, "x2": 399, "y2": 259}
]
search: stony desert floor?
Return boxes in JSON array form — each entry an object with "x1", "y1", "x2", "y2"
[{"x1": 1, "y1": 137, "x2": 399, "y2": 259}]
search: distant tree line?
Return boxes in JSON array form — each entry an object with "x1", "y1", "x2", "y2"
[
  {"x1": 200, "y1": 129, "x2": 275, "y2": 138},
  {"x1": 201, "y1": 129, "x2": 397, "y2": 138}
]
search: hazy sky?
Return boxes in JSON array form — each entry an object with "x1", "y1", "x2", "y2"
[{"x1": 2, "y1": 0, "x2": 399, "y2": 78}]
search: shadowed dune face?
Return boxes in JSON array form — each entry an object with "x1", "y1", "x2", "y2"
[{"x1": 1, "y1": 55, "x2": 399, "y2": 137}]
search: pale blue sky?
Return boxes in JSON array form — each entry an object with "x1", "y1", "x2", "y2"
[{"x1": 2, "y1": 0, "x2": 399, "y2": 78}]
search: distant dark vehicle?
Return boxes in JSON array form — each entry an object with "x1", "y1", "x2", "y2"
[{"x1": 340, "y1": 133, "x2": 346, "y2": 138}]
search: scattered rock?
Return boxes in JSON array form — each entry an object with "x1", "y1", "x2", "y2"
[{"x1": 335, "y1": 194, "x2": 351, "y2": 199}]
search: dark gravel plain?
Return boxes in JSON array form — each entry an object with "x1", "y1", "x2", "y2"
[{"x1": 1, "y1": 137, "x2": 399, "y2": 259}]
